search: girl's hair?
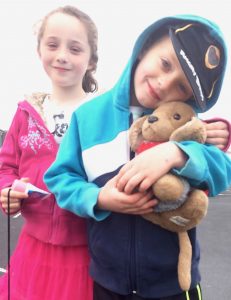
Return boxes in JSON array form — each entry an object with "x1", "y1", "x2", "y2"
[{"x1": 37, "y1": 5, "x2": 98, "y2": 92}]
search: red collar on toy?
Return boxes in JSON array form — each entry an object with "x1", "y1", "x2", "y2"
[{"x1": 136, "y1": 141, "x2": 161, "y2": 154}]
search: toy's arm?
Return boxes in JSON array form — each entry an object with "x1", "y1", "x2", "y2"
[{"x1": 170, "y1": 117, "x2": 207, "y2": 144}]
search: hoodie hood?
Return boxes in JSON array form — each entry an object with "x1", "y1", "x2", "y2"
[{"x1": 113, "y1": 14, "x2": 227, "y2": 113}]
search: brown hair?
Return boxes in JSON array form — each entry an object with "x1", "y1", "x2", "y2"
[{"x1": 37, "y1": 5, "x2": 98, "y2": 92}]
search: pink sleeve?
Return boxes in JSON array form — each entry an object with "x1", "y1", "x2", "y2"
[{"x1": 204, "y1": 117, "x2": 231, "y2": 152}]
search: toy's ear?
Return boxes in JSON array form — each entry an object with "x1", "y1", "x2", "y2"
[
  {"x1": 129, "y1": 115, "x2": 147, "y2": 151},
  {"x1": 170, "y1": 117, "x2": 207, "y2": 143}
]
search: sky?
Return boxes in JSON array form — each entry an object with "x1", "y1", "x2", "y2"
[{"x1": 0, "y1": 0, "x2": 230, "y2": 129}]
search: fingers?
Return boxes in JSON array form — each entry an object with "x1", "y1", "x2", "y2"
[
  {"x1": 0, "y1": 188, "x2": 28, "y2": 214},
  {"x1": 205, "y1": 121, "x2": 228, "y2": 131},
  {"x1": 204, "y1": 121, "x2": 229, "y2": 150},
  {"x1": 117, "y1": 172, "x2": 145, "y2": 194},
  {"x1": 205, "y1": 137, "x2": 226, "y2": 150},
  {"x1": 206, "y1": 129, "x2": 228, "y2": 139},
  {"x1": 118, "y1": 191, "x2": 158, "y2": 214},
  {"x1": 21, "y1": 177, "x2": 30, "y2": 183}
]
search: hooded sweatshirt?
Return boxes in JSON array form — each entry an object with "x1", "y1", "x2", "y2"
[
  {"x1": 44, "y1": 15, "x2": 231, "y2": 297},
  {"x1": 0, "y1": 94, "x2": 87, "y2": 246}
]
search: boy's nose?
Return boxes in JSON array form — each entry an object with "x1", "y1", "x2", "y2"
[{"x1": 158, "y1": 74, "x2": 175, "y2": 91}]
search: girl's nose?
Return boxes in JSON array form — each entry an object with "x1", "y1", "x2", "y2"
[
  {"x1": 57, "y1": 57, "x2": 67, "y2": 64},
  {"x1": 56, "y1": 49, "x2": 68, "y2": 64}
]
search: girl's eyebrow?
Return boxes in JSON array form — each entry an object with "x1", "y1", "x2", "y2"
[{"x1": 45, "y1": 36, "x2": 85, "y2": 45}]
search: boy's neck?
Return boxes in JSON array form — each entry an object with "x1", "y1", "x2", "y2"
[{"x1": 130, "y1": 88, "x2": 141, "y2": 107}]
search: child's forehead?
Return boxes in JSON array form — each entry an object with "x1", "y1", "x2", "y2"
[{"x1": 43, "y1": 12, "x2": 89, "y2": 43}]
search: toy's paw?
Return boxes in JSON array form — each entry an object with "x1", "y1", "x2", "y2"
[
  {"x1": 142, "y1": 189, "x2": 208, "y2": 232},
  {"x1": 153, "y1": 174, "x2": 190, "y2": 203}
]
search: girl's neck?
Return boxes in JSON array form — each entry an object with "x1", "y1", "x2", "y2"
[{"x1": 51, "y1": 85, "x2": 87, "y2": 107}]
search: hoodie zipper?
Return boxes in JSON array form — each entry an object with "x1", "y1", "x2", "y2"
[
  {"x1": 129, "y1": 112, "x2": 137, "y2": 293},
  {"x1": 129, "y1": 215, "x2": 138, "y2": 293}
]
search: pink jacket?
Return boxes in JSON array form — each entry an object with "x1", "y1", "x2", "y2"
[{"x1": 0, "y1": 94, "x2": 87, "y2": 246}]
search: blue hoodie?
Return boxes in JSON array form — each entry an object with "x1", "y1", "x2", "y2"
[{"x1": 44, "y1": 15, "x2": 231, "y2": 297}]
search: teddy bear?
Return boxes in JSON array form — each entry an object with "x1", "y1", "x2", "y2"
[{"x1": 129, "y1": 101, "x2": 209, "y2": 291}]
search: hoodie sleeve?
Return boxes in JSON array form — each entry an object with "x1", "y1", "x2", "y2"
[
  {"x1": 44, "y1": 112, "x2": 110, "y2": 221},
  {"x1": 172, "y1": 141, "x2": 231, "y2": 196},
  {"x1": 0, "y1": 108, "x2": 22, "y2": 190}
]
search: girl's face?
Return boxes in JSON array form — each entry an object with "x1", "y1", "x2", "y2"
[
  {"x1": 38, "y1": 12, "x2": 92, "y2": 91},
  {"x1": 132, "y1": 35, "x2": 193, "y2": 108}
]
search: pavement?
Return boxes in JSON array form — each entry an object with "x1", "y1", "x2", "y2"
[{"x1": 0, "y1": 188, "x2": 231, "y2": 299}]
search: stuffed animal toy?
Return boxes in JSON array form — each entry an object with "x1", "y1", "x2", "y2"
[{"x1": 129, "y1": 101, "x2": 209, "y2": 291}]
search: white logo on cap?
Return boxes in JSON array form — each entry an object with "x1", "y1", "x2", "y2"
[{"x1": 180, "y1": 49, "x2": 204, "y2": 102}]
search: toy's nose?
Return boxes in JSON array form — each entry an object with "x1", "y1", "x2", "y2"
[{"x1": 148, "y1": 116, "x2": 158, "y2": 123}]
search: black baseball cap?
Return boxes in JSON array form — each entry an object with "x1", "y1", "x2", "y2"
[{"x1": 169, "y1": 23, "x2": 225, "y2": 112}]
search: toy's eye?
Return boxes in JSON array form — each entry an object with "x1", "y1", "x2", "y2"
[{"x1": 173, "y1": 113, "x2": 181, "y2": 120}]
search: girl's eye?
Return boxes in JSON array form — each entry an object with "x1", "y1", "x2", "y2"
[
  {"x1": 70, "y1": 47, "x2": 82, "y2": 54},
  {"x1": 47, "y1": 43, "x2": 57, "y2": 49}
]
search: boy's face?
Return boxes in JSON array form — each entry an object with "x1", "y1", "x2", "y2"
[{"x1": 132, "y1": 35, "x2": 193, "y2": 109}]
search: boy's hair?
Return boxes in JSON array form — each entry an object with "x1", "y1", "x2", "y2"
[{"x1": 37, "y1": 5, "x2": 98, "y2": 93}]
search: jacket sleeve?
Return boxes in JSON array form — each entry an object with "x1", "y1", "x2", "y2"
[
  {"x1": 173, "y1": 141, "x2": 231, "y2": 196},
  {"x1": 0, "y1": 108, "x2": 22, "y2": 190},
  {"x1": 0, "y1": 107, "x2": 23, "y2": 213},
  {"x1": 44, "y1": 113, "x2": 110, "y2": 221}
]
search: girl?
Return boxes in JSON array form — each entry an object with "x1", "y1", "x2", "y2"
[
  {"x1": 0, "y1": 5, "x2": 98, "y2": 300},
  {"x1": 44, "y1": 15, "x2": 231, "y2": 300}
]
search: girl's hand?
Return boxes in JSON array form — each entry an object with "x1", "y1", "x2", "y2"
[
  {"x1": 97, "y1": 176, "x2": 157, "y2": 215},
  {"x1": 0, "y1": 178, "x2": 29, "y2": 214},
  {"x1": 116, "y1": 142, "x2": 187, "y2": 195},
  {"x1": 205, "y1": 121, "x2": 229, "y2": 150}
]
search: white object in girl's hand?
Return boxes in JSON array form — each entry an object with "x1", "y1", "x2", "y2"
[{"x1": 12, "y1": 179, "x2": 50, "y2": 199}]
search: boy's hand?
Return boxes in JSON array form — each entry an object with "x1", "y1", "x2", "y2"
[
  {"x1": 0, "y1": 178, "x2": 29, "y2": 214},
  {"x1": 204, "y1": 121, "x2": 229, "y2": 150},
  {"x1": 97, "y1": 176, "x2": 157, "y2": 215},
  {"x1": 116, "y1": 142, "x2": 186, "y2": 194}
]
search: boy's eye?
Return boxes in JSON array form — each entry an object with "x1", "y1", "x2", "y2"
[
  {"x1": 161, "y1": 58, "x2": 171, "y2": 71},
  {"x1": 178, "y1": 83, "x2": 188, "y2": 95}
]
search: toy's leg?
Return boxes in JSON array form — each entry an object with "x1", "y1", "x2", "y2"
[
  {"x1": 153, "y1": 173, "x2": 190, "y2": 202},
  {"x1": 178, "y1": 231, "x2": 192, "y2": 291}
]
